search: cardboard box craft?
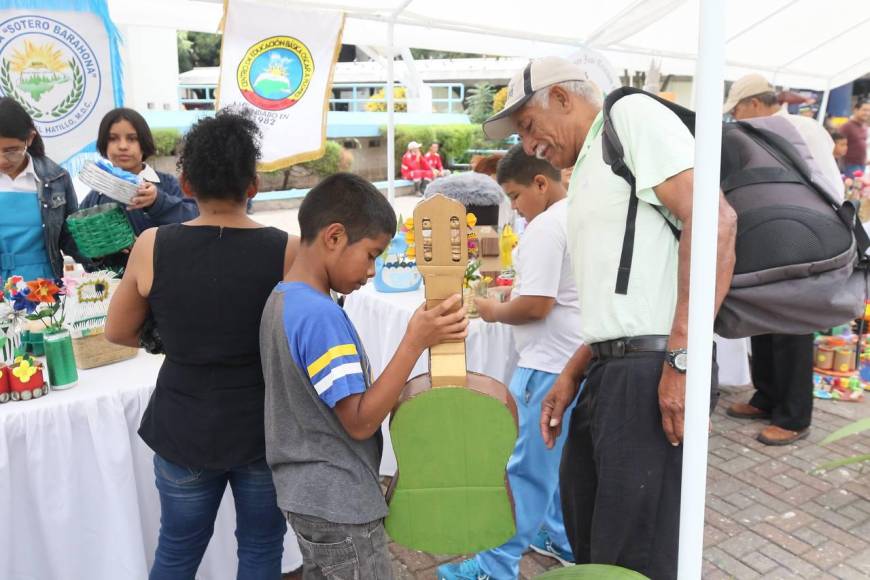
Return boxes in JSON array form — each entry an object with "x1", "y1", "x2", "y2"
[{"x1": 475, "y1": 226, "x2": 500, "y2": 257}]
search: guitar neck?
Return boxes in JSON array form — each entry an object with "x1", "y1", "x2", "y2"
[{"x1": 414, "y1": 195, "x2": 469, "y2": 388}]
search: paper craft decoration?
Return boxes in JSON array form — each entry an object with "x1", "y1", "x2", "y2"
[
  {"x1": 64, "y1": 272, "x2": 137, "y2": 368},
  {"x1": 0, "y1": 362, "x2": 9, "y2": 403},
  {"x1": 78, "y1": 160, "x2": 141, "y2": 204},
  {"x1": 385, "y1": 194, "x2": 518, "y2": 554},
  {"x1": 8, "y1": 355, "x2": 46, "y2": 401},
  {"x1": 374, "y1": 217, "x2": 422, "y2": 293}
]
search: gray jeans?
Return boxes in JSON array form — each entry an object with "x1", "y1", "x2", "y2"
[{"x1": 287, "y1": 512, "x2": 393, "y2": 580}]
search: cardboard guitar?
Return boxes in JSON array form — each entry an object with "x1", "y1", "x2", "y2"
[{"x1": 385, "y1": 194, "x2": 518, "y2": 554}]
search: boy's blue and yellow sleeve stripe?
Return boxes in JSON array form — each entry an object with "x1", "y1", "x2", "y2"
[
  {"x1": 306, "y1": 341, "x2": 366, "y2": 408},
  {"x1": 284, "y1": 294, "x2": 368, "y2": 408}
]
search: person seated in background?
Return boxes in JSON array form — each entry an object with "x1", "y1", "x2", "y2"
[
  {"x1": 81, "y1": 108, "x2": 199, "y2": 235},
  {"x1": 439, "y1": 145, "x2": 582, "y2": 580},
  {"x1": 400, "y1": 141, "x2": 434, "y2": 194},
  {"x1": 424, "y1": 142, "x2": 450, "y2": 177}
]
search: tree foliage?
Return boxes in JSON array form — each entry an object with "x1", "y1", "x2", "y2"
[{"x1": 177, "y1": 31, "x2": 222, "y2": 73}]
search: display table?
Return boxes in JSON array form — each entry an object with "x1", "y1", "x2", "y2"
[
  {"x1": 344, "y1": 283, "x2": 518, "y2": 475},
  {"x1": 0, "y1": 352, "x2": 301, "y2": 580}
]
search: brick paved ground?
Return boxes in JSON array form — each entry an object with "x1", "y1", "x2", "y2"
[{"x1": 285, "y1": 382, "x2": 869, "y2": 580}]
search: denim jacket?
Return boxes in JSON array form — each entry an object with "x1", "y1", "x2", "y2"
[{"x1": 31, "y1": 155, "x2": 84, "y2": 278}]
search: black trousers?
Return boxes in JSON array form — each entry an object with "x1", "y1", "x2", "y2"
[
  {"x1": 560, "y1": 351, "x2": 718, "y2": 580},
  {"x1": 749, "y1": 333, "x2": 814, "y2": 431}
]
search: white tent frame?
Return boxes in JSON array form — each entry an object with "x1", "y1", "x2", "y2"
[{"x1": 110, "y1": 1, "x2": 866, "y2": 577}]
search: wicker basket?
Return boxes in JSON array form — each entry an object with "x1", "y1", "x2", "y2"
[
  {"x1": 66, "y1": 204, "x2": 135, "y2": 258},
  {"x1": 71, "y1": 329, "x2": 138, "y2": 369}
]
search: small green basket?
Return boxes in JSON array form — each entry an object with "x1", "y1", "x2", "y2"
[{"x1": 66, "y1": 203, "x2": 135, "y2": 258}]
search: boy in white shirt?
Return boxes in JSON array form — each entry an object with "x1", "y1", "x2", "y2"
[{"x1": 438, "y1": 145, "x2": 583, "y2": 580}]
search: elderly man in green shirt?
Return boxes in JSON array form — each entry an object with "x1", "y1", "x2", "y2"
[{"x1": 482, "y1": 57, "x2": 737, "y2": 580}]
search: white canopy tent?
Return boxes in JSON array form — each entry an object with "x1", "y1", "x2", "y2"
[
  {"x1": 110, "y1": 0, "x2": 869, "y2": 90},
  {"x1": 106, "y1": 1, "x2": 866, "y2": 578}
]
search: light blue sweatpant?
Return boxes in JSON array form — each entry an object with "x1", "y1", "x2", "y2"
[{"x1": 476, "y1": 367, "x2": 578, "y2": 579}]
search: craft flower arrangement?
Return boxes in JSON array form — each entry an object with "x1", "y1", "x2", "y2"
[
  {"x1": 2, "y1": 275, "x2": 78, "y2": 391},
  {"x1": 5, "y1": 276, "x2": 68, "y2": 333}
]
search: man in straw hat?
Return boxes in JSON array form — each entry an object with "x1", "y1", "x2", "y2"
[
  {"x1": 469, "y1": 56, "x2": 735, "y2": 580},
  {"x1": 722, "y1": 73, "x2": 841, "y2": 447}
]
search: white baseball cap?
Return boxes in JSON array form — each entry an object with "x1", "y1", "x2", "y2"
[
  {"x1": 407, "y1": 141, "x2": 421, "y2": 150},
  {"x1": 483, "y1": 56, "x2": 591, "y2": 140}
]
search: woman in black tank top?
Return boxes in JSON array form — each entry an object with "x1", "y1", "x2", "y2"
[{"x1": 107, "y1": 109, "x2": 298, "y2": 579}]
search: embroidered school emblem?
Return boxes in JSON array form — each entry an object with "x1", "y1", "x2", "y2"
[
  {"x1": 236, "y1": 36, "x2": 313, "y2": 111},
  {"x1": 0, "y1": 15, "x2": 101, "y2": 137}
]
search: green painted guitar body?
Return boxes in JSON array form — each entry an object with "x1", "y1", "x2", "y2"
[{"x1": 386, "y1": 372, "x2": 518, "y2": 554}]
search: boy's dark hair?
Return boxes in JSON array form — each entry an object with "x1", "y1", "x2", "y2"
[
  {"x1": 854, "y1": 99, "x2": 869, "y2": 109},
  {"x1": 299, "y1": 173, "x2": 396, "y2": 245},
  {"x1": 96, "y1": 108, "x2": 156, "y2": 160},
  {"x1": 831, "y1": 131, "x2": 846, "y2": 141},
  {"x1": 0, "y1": 97, "x2": 46, "y2": 157},
  {"x1": 496, "y1": 144, "x2": 561, "y2": 185},
  {"x1": 178, "y1": 107, "x2": 261, "y2": 202}
]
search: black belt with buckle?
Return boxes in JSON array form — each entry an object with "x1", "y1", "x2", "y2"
[{"x1": 590, "y1": 335, "x2": 669, "y2": 360}]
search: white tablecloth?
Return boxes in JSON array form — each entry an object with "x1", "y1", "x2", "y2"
[
  {"x1": 0, "y1": 352, "x2": 301, "y2": 580},
  {"x1": 344, "y1": 283, "x2": 518, "y2": 475}
]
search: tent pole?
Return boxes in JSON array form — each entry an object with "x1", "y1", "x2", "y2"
[
  {"x1": 817, "y1": 80, "x2": 831, "y2": 126},
  {"x1": 677, "y1": 0, "x2": 725, "y2": 578},
  {"x1": 385, "y1": 0, "x2": 414, "y2": 205},
  {"x1": 386, "y1": 19, "x2": 396, "y2": 204}
]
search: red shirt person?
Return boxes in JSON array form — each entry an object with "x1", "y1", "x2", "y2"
[
  {"x1": 839, "y1": 99, "x2": 870, "y2": 176},
  {"x1": 423, "y1": 142, "x2": 448, "y2": 177},
  {"x1": 400, "y1": 141, "x2": 434, "y2": 192}
]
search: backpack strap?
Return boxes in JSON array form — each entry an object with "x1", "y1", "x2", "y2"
[
  {"x1": 602, "y1": 87, "x2": 683, "y2": 295},
  {"x1": 837, "y1": 200, "x2": 870, "y2": 257}
]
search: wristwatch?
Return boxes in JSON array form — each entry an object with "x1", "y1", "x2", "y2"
[{"x1": 665, "y1": 348, "x2": 688, "y2": 373}]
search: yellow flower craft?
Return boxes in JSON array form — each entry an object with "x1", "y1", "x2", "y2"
[
  {"x1": 12, "y1": 360, "x2": 38, "y2": 383},
  {"x1": 466, "y1": 213, "x2": 477, "y2": 228}
]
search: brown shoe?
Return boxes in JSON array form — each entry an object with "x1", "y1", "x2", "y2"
[
  {"x1": 726, "y1": 402, "x2": 771, "y2": 420},
  {"x1": 757, "y1": 425, "x2": 809, "y2": 446}
]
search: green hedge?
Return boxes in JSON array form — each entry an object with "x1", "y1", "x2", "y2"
[
  {"x1": 152, "y1": 128, "x2": 182, "y2": 157},
  {"x1": 302, "y1": 140, "x2": 343, "y2": 176},
  {"x1": 381, "y1": 124, "x2": 509, "y2": 174}
]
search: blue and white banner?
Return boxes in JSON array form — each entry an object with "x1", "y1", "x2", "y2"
[{"x1": 0, "y1": 0, "x2": 123, "y2": 170}]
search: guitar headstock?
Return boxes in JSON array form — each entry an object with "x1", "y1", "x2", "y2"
[
  {"x1": 413, "y1": 194, "x2": 468, "y2": 387},
  {"x1": 413, "y1": 194, "x2": 468, "y2": 282}
]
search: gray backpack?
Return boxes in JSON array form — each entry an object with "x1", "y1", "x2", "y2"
[{"x1": 602, "y1": 87, "x2": 869, "y2": 338}]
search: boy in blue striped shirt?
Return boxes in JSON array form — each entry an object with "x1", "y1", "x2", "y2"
[{"x1": 261, "y1": 173, "x2": 467, "y2": 579}]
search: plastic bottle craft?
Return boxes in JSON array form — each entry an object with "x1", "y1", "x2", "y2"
[
  {"x1": 374, "y1": 216, "x2": 422, "y2": 293},
  {"x1": 385, "y1": 194, "x2": 518, "y2": 554}
]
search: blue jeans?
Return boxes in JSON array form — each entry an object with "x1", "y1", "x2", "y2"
[
  {"x1": 150, "y1": 454, "x2": 287, "y2": 580},
  {"x1": 476, "y1": 367, "x2": 579, "y2": 579}
]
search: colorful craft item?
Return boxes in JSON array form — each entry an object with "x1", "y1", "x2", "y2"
[
  {"x1": 8, "y1": 355, "x2": 46, "y2": 401},
  {"x1": 387, "y1": 194, "x2": 517, "y2": 554},
  {"x1": 374, "y1": 216, "x2": 422, "y2": 293},
  {"x1": 0, "y1": 364, "x2": 9, "y2": 403},
  {"x1": 499, "y1": 224, "x2": 518, "y2": 271}
]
